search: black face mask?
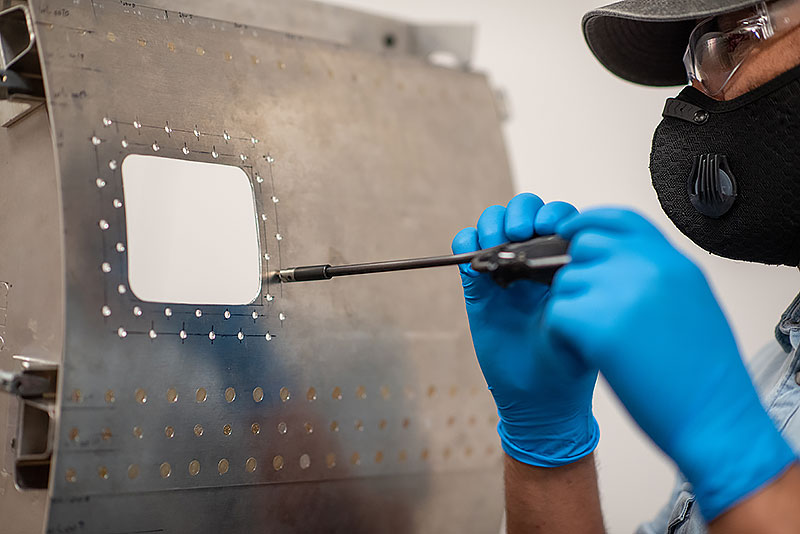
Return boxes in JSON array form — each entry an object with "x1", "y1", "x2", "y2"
[{"x1": 650, "y1": 64, "x2": 800, "y2": 267}]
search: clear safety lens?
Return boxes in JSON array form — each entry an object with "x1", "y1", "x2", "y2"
[{"x1": 683, "y1": 4, "x2": 772, "y2": 96}]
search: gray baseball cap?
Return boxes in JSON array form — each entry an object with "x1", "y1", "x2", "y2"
[{"x1": 582, "y1": 0, "x2": 761, "y2": 86}]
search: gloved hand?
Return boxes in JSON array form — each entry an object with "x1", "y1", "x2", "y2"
[
  {"x1": 452, "y1": 193, "x2": 599, "y2": 467},
  {"x1": 545, "y1": 208, "x2": 796, "y2": 520}
]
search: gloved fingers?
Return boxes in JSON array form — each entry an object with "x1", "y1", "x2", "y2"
[
  {"x1": 504, "y1": 193, "x2": 544, "y2": 242},
  {"x1": 452, "y1": 227, "x2": 481, "y2": 277},
  {"x1": 477, "y1": 205, "x2": 509, "y2": 249},
  {"x1": 556, "y1": 207, "x2": 656, "y2": 240},
  {"x1": 567, "y1": 231, "x2": 619, "y2": 264},
  {"x1": 550, "y1": 264, "x2": 592, "y2": 297},
  {"x1": 452, "y1": 227, "x2": 494, "y2": 299},
  {"x1": 534, "y1": 201, "x2": 579, "y2": 236},
  {"x1": 542, "y1": 297, "x2": 585, "y2": 362}
]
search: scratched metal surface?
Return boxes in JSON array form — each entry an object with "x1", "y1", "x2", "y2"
[{"x1": 8, "y1": 0, "x2": 514, "y2": 532}]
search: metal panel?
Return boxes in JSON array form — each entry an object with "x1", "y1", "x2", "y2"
[{"x1": 1, "y1": 0, "x2": 514, "y2": 531}]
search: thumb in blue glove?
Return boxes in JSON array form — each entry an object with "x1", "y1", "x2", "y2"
[
  {"x1": 453, "y1": 193, "x2": 599, "y2": 467},
  {"x1": 545, "y1": 207, "x2": 796, "y2": 520}
]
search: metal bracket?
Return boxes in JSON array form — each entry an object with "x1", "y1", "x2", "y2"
[
  {"x1": 10, "y1": 355, "x2": 58, "y2": 490},
  {"x1": 0, "y1": 4, "x2": 44, "y2": 127}
]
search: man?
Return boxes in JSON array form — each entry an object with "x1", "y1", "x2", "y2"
[{"x1": 453, "y1": 0, "x2": 800, "y2": 532}]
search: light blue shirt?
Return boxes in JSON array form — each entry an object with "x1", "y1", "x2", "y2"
[{"x1": 637, "y1": 330, "x2": 800, "y2": 533}]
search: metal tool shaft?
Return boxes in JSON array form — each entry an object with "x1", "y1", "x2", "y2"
[{"x1": 278, "y1": 250, "x2": 479, "y2": 282}]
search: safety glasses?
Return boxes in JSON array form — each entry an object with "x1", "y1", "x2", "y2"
[{"x1": 683, "y1": 0, "x2": 800, "y2": 96}]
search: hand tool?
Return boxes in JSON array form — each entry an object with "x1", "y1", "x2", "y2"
[{"x1": 277, "y1": 235, "x2": 571, "y2": 287}]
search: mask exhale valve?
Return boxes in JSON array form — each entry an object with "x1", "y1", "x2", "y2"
[{"x1": 689, "y1": 153, "x2": 738, "y2": 218}]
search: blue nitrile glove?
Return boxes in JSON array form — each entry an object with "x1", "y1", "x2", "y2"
[
  {"x1": 452, "y1": 193, "x2": 600, "y2": 467},
  {"x1": 545, "y1": 208, "x2": 796, "y2": 520}
]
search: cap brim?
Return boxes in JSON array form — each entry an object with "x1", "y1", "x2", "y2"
[{"x1": 582, "y1": 0, "x2": 761, "y2": 86}]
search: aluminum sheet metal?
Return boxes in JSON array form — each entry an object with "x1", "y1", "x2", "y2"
[{"x1": 2, "y1": 0, "x2": 515, "y2": 531}]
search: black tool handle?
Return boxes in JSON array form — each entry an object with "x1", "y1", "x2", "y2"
[{"x1": 469, "y1": 235, "x2": 571, "y2": 287}]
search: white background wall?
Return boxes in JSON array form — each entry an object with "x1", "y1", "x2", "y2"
[{"x1": 330, "y1": 1, "x2": 799, "y2": 531}]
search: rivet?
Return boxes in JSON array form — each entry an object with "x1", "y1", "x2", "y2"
[
  {"x1": 133, "y1": 120, "x2": 142, "y2": 129},
  {"x1": 330, "y1": 421, "x2": 339, "y2": 432},
  {"x1": 222, "y1": 424, "x2": 232, "y2": 436},
  {"x1": 164, "y1": 307, "x2": 172, "y2": 317},
  {"x1": 354, "y1": 420, "x2": 363, "y2": 432},
  {"x1": 212, "y1": 147, "x2": 219, "y2": 159},
  {"x1": 113, "y1": 198, "x2": 123, "y2": 208},
  {"x1": 299, "y1": 454, "x2": 311, "y2": 469},
  {"x1": 350, "y1": 453, "x2": 360, "y2": 466},
  {"x1": 194, "y1": 424, "x2": 204, "y2": 437},
  {"x1": 332, "y1": 387, "x2": 342, "y2": 400},
  {"x1": 265, "y1": 332, "x2": 273, "y2": 341},
  {"x1": 196, "y1": 46, "x2": 205, "y2": 56},
  {"x1": 224, "y1": 387, "x2": 236, "y2": 403},
  {"x1": 193, "y1": 127, "x2": 201, "y2": 139},
  {"x1": 304, "y1": 422, "x2": 313, "y2": 434},
  {"x1": 271, "y1": 196, "x2": 279, "y2": 203},
  {"x1": 102, "y1": 305, "x2": 112, "y2": 317},
  {"x1": 261, "y1": 214, "x2": 268, "y2": 221},
  {"x1": 195, "y1": 388, "x2": 207, "y2": 403},
  {"x1": 99, "y1": 219, "x2": 109, "y2": 231},
  {"x1": 356, "y1": 385, "x2": 366, "y2": 399},
  {"x1": 272, "y1": 455, "x2": 284, "y2": 471},
  {"x1": 159, "y1": 462, "x2": 171, "y2": 478},
  {"x1": 71, "y1": 389, "x2": 82, "y2": 403},
  {"x1": 166, "y1": 387, "x2": 178, "y2": 403},
  {"x1": 133, "y1": 426, "x2": 143, "y2": 439},
  {"x1": 224, "y1": 310, "x2": 231, "y2": 319},
  {"x1": 116, "y1": 242, "x2": 125, "y2": 253},
  {"x1": 151, "y1": 141, "x2": 160, "y2": 152},
  {"x1": 237, "y1": 330, "x2": 244, "y2": 341},
  {"x1": 149, "y1": 329, "x2": 157, "y2": 339},
  {"x1": 91, "y1": 136, "x2": 102, "y2": 145},
  {"x1": 378, "y1": 419, "x2": 387, "y2": 430},
  {"x1": 239, "y1": 154, "x2": 247, "y2": 162},
  {"x1": 127, "y1": 464, "x2": 139, "y2": 479},
  {"x1": 104, "y1": 389, "x2": 115, "y2": 403},
  {"x1": 279, "y1": 313, "x2": 286, "y2": 321},
  {"x1": 279, "y1": 387, "x2": 290, "y2": 402},
  {"x1": 246, "y1": 457, "x2": 258, "y2": 473},
  {"x1": 132, "y1": 306, "x2": 142, "y2": 317},
  {"x1": 251, "y1": 137, "x2": 258, "y2": 145},
  {"x1": 326, "y1": 453, "x2": 336, "y2": 468},
  {"x1": 256, "y1": 173, "x2": 264, "y2": 184},
  {"x1": 208, "y1": 331, "x2": 216, "y2": 341},
  {"x1": 253, "y1": 387, "x2": 264, "y2": 403},
  {"x1": 380, "y1": 386, "x2": 390, "y2": 400},
  {"x1": 251, "y1": 422, "x2": 261, "y2": 434},
  {"x1": 96, "y1": 178, "x2": 106, "y2": 188},
  {"x1": 121, "y1": 139, "x2": 129, "y2": 148},
  {"x1": 195, "y1": 309, "x2": 202, "y2": 318},
  {"x1": 135, "y1": 389, "x2": 147, "y2": 404},
  {"x1": 69, "y1": 427, "x2": 79, "y2": 441},
  {"x1": 164, "y1": 426, "x2": 174, "y2": 438},
  {"x1": 275, "y1": 234, "x2": 283, "y2": 241},
  {"x1": 137, "y1": 38, "x2": 147, "y2": 47},
  {"x1": 218, "y1": 458, "x2": 229, "y2": 475},
  {"x1": 101, "y1": 428, "x2": 112, "y2": 441},
  {"x1": 167, "y1": 41, "x2": 176, "y2": 52},
  {"x1": 182, "y1": 145, "x2": 190, "y2": 155},
  {"x1": 251, "y1": 311, "x2": 258, "y2": 320},
  {"x1": 223, "y1": 131, "x2": 231, "y2": 141},
  {"x1": 306, "y1": 387, "x2": 317, "y2": 401},
  {"x1": 266, "y1": 155, "x2": 275, "y2": 164},
  {"x1": 117, "y1": 327, "x2": 127, "y2": 338},
  {"x1": 108, "y1": 160, "x2": 118, "y2": 170},
  {"x1": 266, "y1": 294, "x2": 274, "y2": 302},
  {"x1": 179, "y1": 330, "x2": 188, "y2": 340},
  {"x1": 251, "y1": 55, "x2": 260, "y2": 65},
  {"x1": 102, "y1": 117, "x2": 113, "y2": 127},
  {"x1": 374, "y1": 451, "x2": 384, "y2": 464},
  {"x1": 164, "y1": 123, "x2": 172, "y2": 135},
  {"x1": 65, "y1": 468, "x2": 77, "y2": 483}
]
